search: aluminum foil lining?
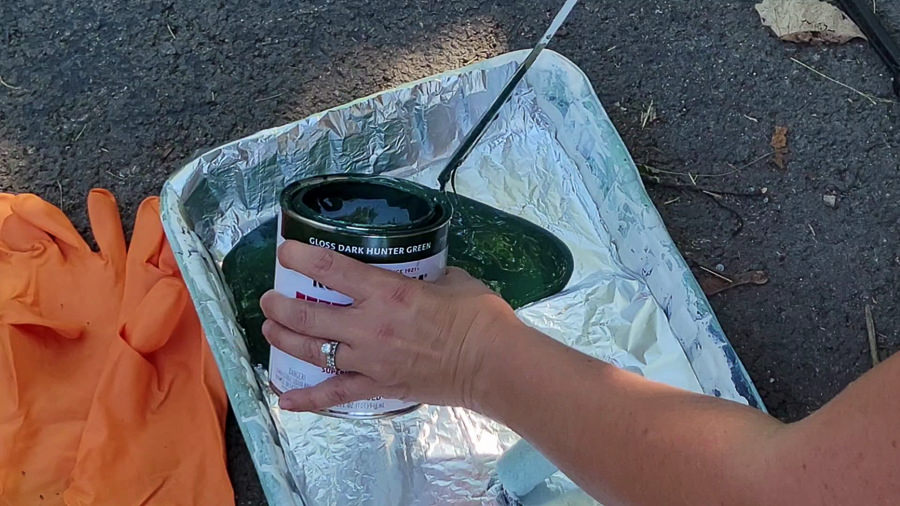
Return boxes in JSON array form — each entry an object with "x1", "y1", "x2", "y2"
[{"x1": 161, "y1": 49, "x2": 764, "y2": 506}]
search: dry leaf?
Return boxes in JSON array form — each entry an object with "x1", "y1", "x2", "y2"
[
  {"x1": 755, "y1": 0, "x2": 866, "y2": 44},
  {"x1": 698, "y1": 269, "x2": 769, "y2": 296},
  {"x1": 771, "y1": 126, "x2": 788, "y2": 170}
]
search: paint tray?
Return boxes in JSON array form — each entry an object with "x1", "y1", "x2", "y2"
[{"x1": 161, "y1": 50, "x2": 764, "y2": 505}]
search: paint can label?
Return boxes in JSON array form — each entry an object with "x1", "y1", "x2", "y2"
[{"x1": 270, "y1": 211, "x2": 447, "y2": 416}]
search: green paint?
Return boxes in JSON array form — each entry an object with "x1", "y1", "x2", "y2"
[
  {"x1": 222, "y1": 218, "x2": 277, "y2": 365},
  {"x1": 285, "y1": 176, "x2": 445, "y2": 231},
  {"x1": 222, "y1": 193, "x2": 574, "y2": 365},
  {"x1": 444, "y1": 194, "x2": 572, "y2": 308},
  {"x1": 297, "y1": 179, "x2": 433, "y2": 227}
]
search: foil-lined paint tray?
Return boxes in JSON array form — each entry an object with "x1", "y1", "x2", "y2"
[{"x1": 160, "y1": 50, "x2": 764, "y2": 505}]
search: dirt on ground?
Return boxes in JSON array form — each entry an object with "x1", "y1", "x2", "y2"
[{"x1": 2, "y1": 1, "x2": 898, "y2": 503}]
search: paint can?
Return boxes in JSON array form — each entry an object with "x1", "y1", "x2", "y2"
[{"x1": 270, "y1": 174, "x2": 452, "y2": 418}]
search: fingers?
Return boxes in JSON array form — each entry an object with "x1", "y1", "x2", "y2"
[
  {"x1": 87, "y1": 189, "x2": 126, "y2": 272},
  {"x1": 277, "y1": 240, "x2": 403, "y2": 300},
  {"x1": 278, "y1": 373, "x2": 380, "y2": 412},
  {"x1": 10, "y1": 194, "x2": 89, "y2": 252},
  {"x1": 128, "y1": 197, "x2": 166, "y2": 269},
  {"x1": 260, "y1": 290, "x2": 366, "y2": 343},
  {"x1": 261, "y1": 319, "x2": 358, "y2": 371}
]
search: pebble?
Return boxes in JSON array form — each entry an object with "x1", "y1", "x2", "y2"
[
  {"x1": 823, "y1": 194, "x2": 837, "y2": 208},
  {"x1": 715, "y1": 263, "x2": 725, "y2": 272}
]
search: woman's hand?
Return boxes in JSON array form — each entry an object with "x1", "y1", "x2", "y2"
[{"x1": 259, "y1": 240, "x2": 523, "y2": 412}]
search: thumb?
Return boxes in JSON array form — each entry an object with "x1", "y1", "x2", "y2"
[
  {"x1": 0, "y1": 302, "x2": 83, "y2": 340},
  {"x1": 118, "y1": 277, "x2": 187, "y2": 354},
  {"x1": 278, "y1": 373, "x2": 380, "y2": 412}
]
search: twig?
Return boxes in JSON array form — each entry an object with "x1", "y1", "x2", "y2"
[
  {"x1": 166, "y1": 23, "x2": 176, "y2": 40},
  {"x1": 698, "y1": 265, "x2": 733, "y2": 283},
  {"x1": 0, "y1": 76, "x2": 21, "y2": 90},
  {"x1": 639, "y1": 165, "x2": 686, "y2": 177},
  {"x1": 73, "y1": 123, "x2": 87, "y2": 142},
  {"x1": 254, "y1": 91, "x2": 285, "y2": 102},
  {"x1": 740, "y1": 151, "x2": 775, "y2": 170},
  {"x1": 742, "y1": 114, "x2": 759, "y2": 122},
  {"x1": 664, "y1": 197, "x2": 680, "y2": 205},
  {"x1": 642, "y1": 174, "x2": 758, "y2": 236},
  {"x1": 641, "y1": 178, "x2": 766, "y2": 197},
  {"x1": 57, "y1": 181, "x2": 63, "y2": 208},
  {"x1": 105, "y1": 170, "x2": 126, "y2": 181},
  {"x1": 865, "y1": 305, "x2": 879, "y2": 366},
  {"x1": 705, "y1": 270, "x2": 768, "y2": 296},
  {"x1": 790, "y1": 57, "x2": 889, "y2": 105},
  {"x1": 640, "y1": 100, "x2": 656, "y2": 129},
  {"x1": 639, "y1": 151, "x2": 772, "y2": 180},
  {"x1": 640, "y1": 164, "x2": 729, "y2": 179},
  {"x1": 708, "y1": 196, "x2": 746, "y2": 236}
]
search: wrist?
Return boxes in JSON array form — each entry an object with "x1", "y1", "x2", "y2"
[{"x1": 463, "y1": 314, "x2": 534, "y2": 416}]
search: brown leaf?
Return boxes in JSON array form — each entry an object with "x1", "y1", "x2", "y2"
[
  {"x1": 771, "y1": 126, "x2": 788, "y2": 170},
  {"x1": 755, "y1": 0, "x2": 866, "y2": 44}
]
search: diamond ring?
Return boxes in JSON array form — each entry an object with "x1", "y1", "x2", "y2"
[{"x1": 321, "y1": 341, "x2": 341, "y2": 372}]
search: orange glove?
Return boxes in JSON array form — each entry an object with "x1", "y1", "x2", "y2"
[
  {"x1": 0, "y1": 190, "x2": 126, "y2": 502},
  {"x1": 0, "y1": 191, "x2": 233, "y2": 506}
]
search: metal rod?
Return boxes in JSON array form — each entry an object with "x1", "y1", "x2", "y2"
[{"x1": 437, "y1": 0, "x2": 579, "y2": 192}]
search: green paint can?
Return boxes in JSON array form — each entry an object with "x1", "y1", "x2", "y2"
[{"x1": 271, "y1": 174, "x2": 452, "y2": 418}]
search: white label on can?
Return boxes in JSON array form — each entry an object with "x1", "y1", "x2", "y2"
[{"x1": 269, "y1": 212, "x2": 447, "y2": 415}]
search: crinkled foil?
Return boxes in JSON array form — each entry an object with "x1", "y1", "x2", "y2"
[{"x1": 161, "y1": 50, "x2": 764, "y2": 506}]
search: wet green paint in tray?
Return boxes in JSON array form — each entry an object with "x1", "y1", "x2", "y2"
[{"x1": 222, "y1": 193, "x2": 574, "y2": 365}]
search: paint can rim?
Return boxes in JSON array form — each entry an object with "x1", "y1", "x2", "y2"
[{"x1": 280, "y1": 174, "x2": 453, "y2": 238}]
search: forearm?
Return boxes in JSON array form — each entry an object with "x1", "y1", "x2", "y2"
[
  {"x1": 472, "y1": 323, "x2": 784, "y2": 505},
  {"x1": 268, "y1": 244, "x2": 899, "y2": 504}
]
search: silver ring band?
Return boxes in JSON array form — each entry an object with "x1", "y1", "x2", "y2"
[{"x1": 321, "y1": 340, "x2": 341, "y2": 372}]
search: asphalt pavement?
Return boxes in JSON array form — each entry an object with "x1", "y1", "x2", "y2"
[{"x1": 2, "y1": 1, "x2": 898, "y2": 503}]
